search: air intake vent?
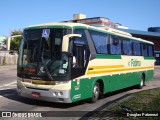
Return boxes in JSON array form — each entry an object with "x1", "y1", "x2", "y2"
[{"x1": 26, "y1": 87, "x2": 49, "y2": 91}]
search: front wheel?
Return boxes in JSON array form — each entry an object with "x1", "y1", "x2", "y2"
[{"x1": 88, "y1": 82, "x2": 100, "y2": 103}]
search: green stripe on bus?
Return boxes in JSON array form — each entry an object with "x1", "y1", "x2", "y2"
[
  {"x1": 144, "y1": 56, "x2": 155, "y2": 60},
  {"x1": 96, "y1": 54, "x2": 122, "y2": 59},
  {"x1": 73, "y1": 26, "x2": 88, "y2": 29}
]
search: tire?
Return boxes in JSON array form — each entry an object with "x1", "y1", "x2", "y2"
[
  {"x1": 89, "y1": 82, "x2": 100, "y2": 103},
  {"x1": 138, "y1": 74, "x2": 145, "y2": 89}
]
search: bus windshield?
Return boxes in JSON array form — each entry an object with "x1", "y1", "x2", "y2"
[{"x1": 18, "y1": 28, "x2": 70, "y2": 79}]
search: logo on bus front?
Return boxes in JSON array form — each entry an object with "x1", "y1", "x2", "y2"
[{"x1": 128, "y1": 59, "x2": 141, "y2": 67}]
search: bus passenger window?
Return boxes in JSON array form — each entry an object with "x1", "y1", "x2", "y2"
[
  {"x1": 89, "y1": 30, "x2": 108, "y2": 54},
  {"x1": 122, "y1": 39, "x2": 132, "y2": 55},
  {"x1": 142, "y1": 44, "x2": 148, "y2": 56},
  {"x1": 110, "y1": 36, "x2": 121, "y2": 55},
  {"x1": 133, "y1": 42, "x2": 141, "y2": 56},
  {"x1": 148, "y1": 45, "x2": 154, "y2": 57}
]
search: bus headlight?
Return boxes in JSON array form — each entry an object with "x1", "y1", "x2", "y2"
[
  {"x1": 60, "y1": 92, "x2": 63, "y2": 95},
  {"x1": 53, "y1": 91, "x2": 63, "y2": 96}
]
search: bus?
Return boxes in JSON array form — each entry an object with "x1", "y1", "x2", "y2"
[{"x1": 17, "y1": 22, "x2": 155, "y2": 103}]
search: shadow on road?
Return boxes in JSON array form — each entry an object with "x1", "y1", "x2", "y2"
[
  {"x1": 0, "y1": 86, "x2": 136, "y2": 110},
  {"x1": 79, "y1": 86, "x2": 139, "y2": 119}
]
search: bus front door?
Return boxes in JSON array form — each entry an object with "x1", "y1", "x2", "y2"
[{"x1": 71, "y1": 44, "x2": 89, "y2": 79}]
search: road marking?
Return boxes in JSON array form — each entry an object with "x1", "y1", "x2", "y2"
[
  {"x1": 3, "y1": 81, "x2": 16, "y2": 86},
  {"x1": 0, "y1": 87, "x2": 16, "y2": 90},
  {"x1": 9, "y1": 84, "x2": 17, "y2": 87},
  {"x1": 0, "y1": 81, "x2": 16, "y2": 88}
]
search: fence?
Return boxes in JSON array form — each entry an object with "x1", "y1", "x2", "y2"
[{"x1": 0, "y1": 51, "x2": 18, "y2": 65}]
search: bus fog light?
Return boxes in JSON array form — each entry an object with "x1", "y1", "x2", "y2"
[
  {"x1": 55, "y1": 92, "x2": 58, "y2": 96},
  {"x1": 60, "y1": 92, "x2": 63, "y2": 95},
  {"x1": 53, "y1": 93, "x2": 56, "y2": 96}
]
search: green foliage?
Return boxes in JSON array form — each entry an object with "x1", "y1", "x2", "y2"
[
  {"x1": 11, "y1": 30, "x2": 22, "y2": 36},
  {"x1": 10, "y1": 30, "x2": 22, "y2": 51},
  {"x1": 108, "y1": 88, "x2": 160, "y2": 120},
  {"x1": 3, "y1": 39, "x2": 7, "y2": 44}
]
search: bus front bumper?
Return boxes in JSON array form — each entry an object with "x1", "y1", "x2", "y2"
[{"x1": 17, "y1": 85, "x2": 72, "y2": 103}]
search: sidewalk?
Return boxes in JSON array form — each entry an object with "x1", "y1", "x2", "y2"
[{"x1": 0, "y1": 65, "x2": 17, "y2": 72}]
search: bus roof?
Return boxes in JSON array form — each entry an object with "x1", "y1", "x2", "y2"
[{"x1": 26, "y1": 22, "x2": 154, "y2": 45}]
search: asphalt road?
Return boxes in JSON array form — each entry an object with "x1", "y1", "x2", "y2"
[{"x1": 0, "y1": 65, "x2": 160, "y2": 120}]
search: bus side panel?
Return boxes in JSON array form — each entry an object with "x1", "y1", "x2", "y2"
[
  {"x1": 70, "y1": 70, "x2": 154, "y2": 103},
  {"x1": 145, "y1": 70, "x2": 154, "y2": 82},
  {"x1": 100, "y1": 76, "x2": 110, "y2": 94},
  {"x1": 104, "y1": 72, "x2": 140, "y2": 93},
  {"x1": 70, "y1": 78, "x2": 93, "y2": 102}
]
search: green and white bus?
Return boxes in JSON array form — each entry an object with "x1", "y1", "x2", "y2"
[{"x1": 17, "y1": 22, "x2": 155, "y2": 103}]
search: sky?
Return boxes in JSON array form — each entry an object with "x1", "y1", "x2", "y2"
[{"x1": 0, "y1": 0, "x2": 160, "y2": 36}]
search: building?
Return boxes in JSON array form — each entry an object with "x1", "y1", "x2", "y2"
[
  {"x1": 0, "y1": 36, "x2": 6, "y2": 50},
  {"x1": 0, "y1": 36, "x2": 5, "y2": 43},
  {"x1": 63, "y1": 14, "x2": 128, "y2": 28}
]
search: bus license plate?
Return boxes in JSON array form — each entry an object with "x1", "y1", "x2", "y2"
[{"x1": 32, "y1": 92, "x2": 40, "y2": 98}]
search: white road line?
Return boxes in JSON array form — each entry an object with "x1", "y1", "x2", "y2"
[
  {"x1": 9, "y1": 84, "x2": 17, "y2": 87},
  {"x1": 0, "y1": 81, "x2": 16, "y2": 88},
  {"x1": 3, "y1": 81, "x2": 16, "y2": 86},
  {"x1": 0, "y1": 87, "x2": 16, "y2": 90}
]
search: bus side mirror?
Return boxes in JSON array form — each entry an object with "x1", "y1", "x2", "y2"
[{"x1": 62, "y1": 34, "x2": 81, "y2": 53}]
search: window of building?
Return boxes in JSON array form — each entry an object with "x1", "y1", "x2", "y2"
[{"x1": 89, "y1": 30, "x2": 108, "y2": 54}]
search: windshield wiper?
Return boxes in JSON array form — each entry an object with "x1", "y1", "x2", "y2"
[{"x1": 41, "y1": 56, "x2": 54, "y2": 81}]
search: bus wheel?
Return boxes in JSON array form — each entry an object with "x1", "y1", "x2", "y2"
[
  {"x1": 89, "y1": 82, "x2": 100, "y2": 103},
  {"x1": 138, "y1": 74, "x2": 145, "y2": 89}
]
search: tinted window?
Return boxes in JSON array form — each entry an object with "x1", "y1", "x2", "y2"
[
  {"x1": 74, "y1": 29, "x2": 88, "y2": 45},
  {"x1": 141, "y1": 44, "x2": 148, "y2": 56},
  {"x1": 122, "y1": 38, "x2": 132, "y2": 55},
  {"x1": 133, "y1": 42, "x2": 141, "y2": 56},
  {"x1": 89, "y1": 30, "x2": 108, "y2": 54},
  {"x1": 148, "y1": 45, "x2": 154, "y2": 57},
  {"x1": 110, "y1": 35, "x2": 121, "y2": 55}
]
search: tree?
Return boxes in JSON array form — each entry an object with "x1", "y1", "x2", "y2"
[
  {"x1": 10, "y1": 30, "x2": 22, "y2": 51},
  {"x1": 3, "y1": 38, "x2": 7, "y2": 44}
]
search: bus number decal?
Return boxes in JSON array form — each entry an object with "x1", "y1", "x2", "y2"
[{"x1": 73, "y1": 94, "x2": 81, "y2": 100}]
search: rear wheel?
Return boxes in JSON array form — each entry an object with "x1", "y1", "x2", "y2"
[
  {"x1": 89, "y1": 82, "x2": 100, "y2": 103},
  {"x1": 138, "y1": 74, "x2": 145, "y2": 89}
]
